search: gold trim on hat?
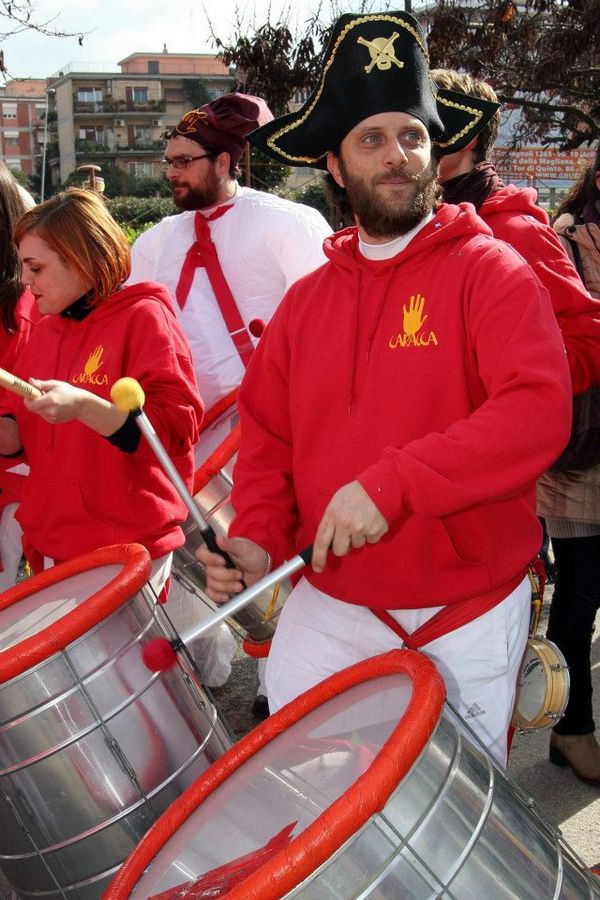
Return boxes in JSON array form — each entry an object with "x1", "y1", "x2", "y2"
[
  {"x1": 266, "y1": 13, "x2": 428, "y2": 165},
  {"x1": 176, "y1": 109, "x2": 209, "y2": 136},
  {"x1": 432, "y1": 91, "x2": 483, "y2": 148}
]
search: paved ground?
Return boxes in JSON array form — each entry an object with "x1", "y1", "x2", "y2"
[{"x1": 506, "y1": 594, "x2": 600, "y2": 869}]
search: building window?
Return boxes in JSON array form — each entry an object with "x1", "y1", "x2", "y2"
[
  {"x1": 4, "y1": 135, "x2": 20, "y2": 147},
  {"x1": 129, "y1": 161, "x2": 155, "y2": 177},
  {"x1": 133, "y1": 126, "x2": 152, "y2": 147},
  {"x1": 2, "y1": 104, "x2": 17, "y2": 119},
  {"x1": 5, "y1": 159, "x2": 21, "y2": 169},
  {"x1": 148, "y1": 61, "x2": 159, "y2": 74},
  {"x1": 133, "y1": 87, "x2": 149, "y2": 103},
  {"x1": 77, "y1": 87, "x2": 103, "y2": 103},
  {"x1": 79, "y1": 125, "x2": 104, "y2": 143}
]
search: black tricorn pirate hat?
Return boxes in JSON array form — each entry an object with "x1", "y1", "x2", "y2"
[{"x1": 249, "y1": 10, "x2": 500, "y2": 168}]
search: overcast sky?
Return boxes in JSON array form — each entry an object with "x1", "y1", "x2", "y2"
[{"x1": 2, "y1": 0, "x2": 358, "y2": 81}]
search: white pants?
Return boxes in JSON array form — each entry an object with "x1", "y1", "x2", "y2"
[
  {"x1": 266, "y1": 576, "x2": 531, "y2": 766},
  {"x1": 0, "y1": 503, "x2": 23, "y2": 593}
]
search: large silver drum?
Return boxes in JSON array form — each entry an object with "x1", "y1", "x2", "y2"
[
  {"x1": 0, "y1": 543, "x2": 231, "y2": 899},
  {"x1": 106, "y1": 649, "x2": 599, "y2": 899}
]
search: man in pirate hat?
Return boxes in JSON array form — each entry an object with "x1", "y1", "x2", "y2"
[
  {"x1": 129, "y1": 93, "x2": 331, "y2": 699},
  {"x1": 198, "y1": 11, "x2": 572, "y2": 764}
]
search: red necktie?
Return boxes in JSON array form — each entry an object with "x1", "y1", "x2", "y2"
[{"x1": 175, "y1": 206, "x2": 255, "y2": 368}]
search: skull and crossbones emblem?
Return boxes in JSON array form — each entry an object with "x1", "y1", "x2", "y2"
[{"x1": 357, "y1": 32, "x2": 404, "y2": 74}]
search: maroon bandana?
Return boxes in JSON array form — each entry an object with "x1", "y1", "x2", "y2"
[{"x1": 173, "y1": 93, "x2": 273, "y2": 165}]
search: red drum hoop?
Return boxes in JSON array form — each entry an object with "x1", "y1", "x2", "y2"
[
  {"x1": 193, "y1": 424, "x2": 241, "y2": 495},
  {"x1": 0, "y1": 542, "x2": 151, "y2": 683},
  {"x1": 104, "y1": 649, "x2": 445, "y2": 899},
  {"x1": 198, "y1": 388, "x2": 238, "y2": 436}
]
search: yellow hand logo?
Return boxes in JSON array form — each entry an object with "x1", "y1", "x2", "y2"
[
  {"x1": 402, "y1": 294, "x2": 428, "y2": 336},
  {"x1": 84, "y1": 345, "x2": 104, "y2": 376}
]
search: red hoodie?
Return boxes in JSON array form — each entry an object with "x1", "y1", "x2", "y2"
[
  {"x1": 2, "y1": 282, "x2": 203, "y2": 563},
  {"x1": 0, "y1": 289, "x2": 40, "y2": 515},
  {"x1": 230, "y1": 203, "x2": 572, "y2": 611},
  {"x1": 477, "y1": 185, "x2": 600, "y2": 395}
]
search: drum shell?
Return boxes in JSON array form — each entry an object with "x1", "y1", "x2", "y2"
[
  {"x1": 0, "y1": 573, "x2": 231, "y2": 899},
  {"x1": 174, "y1": 452, "x2": 289, "y2": 644},
  {"x1": 118, "y1": 651, "x2": 600, "y2": 900}
]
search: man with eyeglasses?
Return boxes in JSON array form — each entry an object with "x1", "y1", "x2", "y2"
[
  {"x1": 130, "y1": 92, "x2": 330, "y2": 419},
  {"x1": 129, "y1": 93, "x2": 331, "y2": 699}
]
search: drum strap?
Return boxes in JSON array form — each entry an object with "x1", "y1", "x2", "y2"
[
  {"x1": 370, "y1": 572, "x2": 523, "y2": 648},
  {"x1": 175, "y1": 206, "x2": 255, "y2": 369}
]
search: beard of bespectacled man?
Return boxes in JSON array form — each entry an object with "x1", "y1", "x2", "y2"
[
  {"x1": 327, "y1": 112, "x2": 442, "y2": 241},
  {"x1": 165, "y1": 135, "x2": 235, "y2": 211}
]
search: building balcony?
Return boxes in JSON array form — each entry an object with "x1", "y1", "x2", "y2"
[
  {"x1": 73, "y1": 98, "x2": 166, "y2": 114},
  {"x1": 75, "y1": 139, "x2": 163, "y2": 155}
]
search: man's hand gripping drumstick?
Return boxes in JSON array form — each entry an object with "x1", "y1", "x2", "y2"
[{"x1": 197, "y1": 481, "x2": 389, "y2": 600}]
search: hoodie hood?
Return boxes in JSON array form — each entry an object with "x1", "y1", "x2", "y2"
[
  {"x1": 480, "y1": 184, "x2": 549, "y2": 226},
  {"x1": 324, "y1": 202, "x2": 494, "y2": 271},
  {"x1": 88, "y1": 280, "x2": 178, "y2": 320}
]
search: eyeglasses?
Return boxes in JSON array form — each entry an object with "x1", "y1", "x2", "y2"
[{"x1": 160, "y1": 154, "x2": 212, "y2": 171}]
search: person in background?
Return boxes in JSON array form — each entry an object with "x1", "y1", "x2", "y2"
[
  {"x1": 129, "y1": 93, "x2": 331, "y2": 704},
  {"x1": 0, "y1": 162, "x2": 39, "y2": 591},
  {"x1": 0, "y1": 188, "x2": 202, "y2": 597},
  {"x1": 431, "y1": 69, "x2": 600, "y2": 397},
  {"x1": 537, "y1": 148, "x2": 600, "y2": 786},
  {"x1": 198, "y1": 9, "x2": 572, "y2": 766}
]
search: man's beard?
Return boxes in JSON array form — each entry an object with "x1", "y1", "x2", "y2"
[
  {"x1": 338, "y1": 156, "x2": 441, "y2": 238},
  {"x1": 171, "y1": 170, "x2": 221, "y2": 211}
]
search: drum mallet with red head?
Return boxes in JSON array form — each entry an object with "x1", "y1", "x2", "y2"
[
  {"x1": 142, "y1": 545, "x2": 314, "y2": 671},
  {"x1": 110, "y1": 377, "x2": 236, "y2": 566}
]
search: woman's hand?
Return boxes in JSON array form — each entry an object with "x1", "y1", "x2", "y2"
[{"x1": 25, "y1": 379, "x2": 128, "y2": 435}]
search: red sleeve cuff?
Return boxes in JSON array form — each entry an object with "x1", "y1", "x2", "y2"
[{"x1": 357, "y1": 453, "x2": 408, "y2": 524}]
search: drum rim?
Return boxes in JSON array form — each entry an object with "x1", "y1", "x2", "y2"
[
  {"x1": 105, "y1": 648, "x2": 445, "y2": 900},
  {"x1": 0, "y1": 543, "x2": 152, "y2": 683},
  {"x1": 511, "y1": 636, "x2": 569, "y2": 730},
  {"x1": 193, "y1": 424, "x2": 240, "y2": 496}
]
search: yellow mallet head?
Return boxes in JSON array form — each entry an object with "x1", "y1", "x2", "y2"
[{"x1": 110, "y1": 377, "x2": 145, "y2": 413}]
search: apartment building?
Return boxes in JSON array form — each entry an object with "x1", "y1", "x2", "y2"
[
  {"x1": 0, "y1": 79, "x2": 48, "y2": 176},
  {"x1": 47, "y1": 51, "x2": 236, "y2": 187}
]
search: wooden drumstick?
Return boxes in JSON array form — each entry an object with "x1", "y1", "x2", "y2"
[{"x1": 0, "y1": 367, "x2": 42, "y2": 401}]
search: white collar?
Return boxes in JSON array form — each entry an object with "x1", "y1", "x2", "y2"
[{"x1": 359, "y1": 211, "x2": 434, "y2": 260}]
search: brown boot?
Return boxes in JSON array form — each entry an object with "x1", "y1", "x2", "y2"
[{"x1": 549, "y1": 732, "x2": 600, "y2": 786}]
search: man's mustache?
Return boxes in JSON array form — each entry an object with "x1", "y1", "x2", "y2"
[{"x1": 372, "y1": 166, "x2": 428, "y2": 184}]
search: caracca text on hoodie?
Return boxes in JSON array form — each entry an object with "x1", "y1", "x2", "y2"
[{"x1": 230, "y1": 203, "x2": 572, "y2": 611}]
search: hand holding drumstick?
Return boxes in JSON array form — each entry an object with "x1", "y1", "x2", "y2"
[{"x1": 0, "y1": 366, "x2": 129, "y2": 453}]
